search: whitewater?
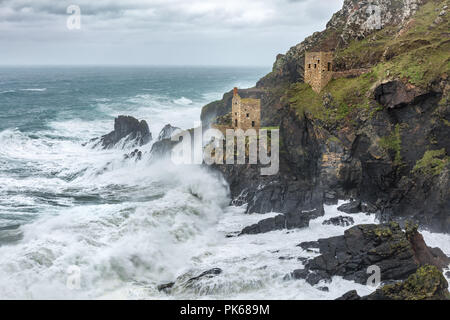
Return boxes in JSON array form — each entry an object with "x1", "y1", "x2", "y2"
[{"x1": 0, "y1": 67, "x2": 448, "y2": 300}]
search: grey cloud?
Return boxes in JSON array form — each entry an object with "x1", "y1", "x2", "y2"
[{"x1": 0, "y1": 0, "x2": 344, "y2": 65}]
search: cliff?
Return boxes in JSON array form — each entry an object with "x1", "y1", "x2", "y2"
[{"x1": 203, "y1": 0, "x2": 450, "y2": 233}]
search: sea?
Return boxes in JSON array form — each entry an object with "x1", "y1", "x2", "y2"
[{"x1": 0, "y1": 66, "x2": 448, "y2": 299}]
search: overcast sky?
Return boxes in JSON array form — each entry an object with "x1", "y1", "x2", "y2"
[{"x1": 0, "y1": 0, "x2": 344, "y2": 66}]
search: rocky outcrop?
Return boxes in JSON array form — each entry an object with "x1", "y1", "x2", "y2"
[
  {"x1": 158, "y1": 124, "x2": 180, "y2": 141},
  {"x1": 374, "y1": 80, "x2": 425, "y2": 109},
  {"x1": 322, "y1": 216, "x2": 354, "y2": 227},
  {"x1": 94, "y1": 115, "x2": 151, "y2": 149},
  {"x1": 337, "y1": 201, "x2": 362, "y2": 214},
  {"x1": 337, "y1": 265, "x2": 450, "y2": 300},
  {"x1": 240, "y1": 211, "x2": 315, "y2": 236},
  {"x1": 291, "y1": 223, "x2": 450, "y2": 285},
  {"x1": 257, "y1": 0, "x2": 424, "y2": 87}
]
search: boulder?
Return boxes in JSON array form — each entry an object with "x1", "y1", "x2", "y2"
[
  {"x1": 322, "y1": 216, "x2": 355, "y2": 227},
  {"x1": 184, "y1": 268, "x2": 222, "y2": 288},
  {"x1": 239, "y1": 211, "x2": 314, "y2": 236},
  {"x1": 290, "y1": 223, "x2": 450, "y2": 285},
  {"x1": 364, "y1": 266, "x2": 449, "y2": 300},
  {"x1": 157, "y1": 282, "x2": 174, "y2": 293},
  {"x1": 95, "y1": 116, "x2": 151, "y2": 149},
  {"x1": 158, "y1": 124, "x2": 180, "y2": 141},
  {"x1": 336, "y1": 290, "x2": 361, "y2": 300},
  {"x1": 337, "y1": 200, "x2": 362, "y2": 214},
  {"x1": 124, "y1": 149, "x2": 142, "y2": 161}
]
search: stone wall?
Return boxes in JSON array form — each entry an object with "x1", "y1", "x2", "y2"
[
  {"x1": 232, "y1": 88, "x2": 261, "y2": 131},
  {"x1": 304, "y1": 52, "x2": 333, "y2": 93}
]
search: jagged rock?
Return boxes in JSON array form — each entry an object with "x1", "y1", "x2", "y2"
[
  {"x1": 364, "y1": 265, "x2": 450, "y2": 300},
  {"x1": 157, "y1": 282, "x2": 175, "y2": 293},
  {"x1": 302, "y1": 223, "x2": 450, "y2": 285},
  {"x1": 322, "y1": 216, "x2": 354, "y2": 227},
  {"x1": 185, "y1": 268, "x2": 222, "y2": 287},
  {"x1": 239, "y1": 210, "x2": 315, "y2": 235},
  {"x1": 374, "y1": 80, "x2": 424, "y2": 109},
  {"x1": 288, "y1": 269, "x2": 309, "y2": 281},
  {"x1": 257, "y1": 0, "x2": 423, "y2": 87},
  {"x1": 317, "y1": 286, "x2": 329, "y2": 292},
  {"x1": 361, "y1": 202, "x2": 379, "y2": 214},
  {"x1": 445, "y1": 271, "x2": 450, "y2": 278},
  {"x1": 337, "y1": 201, "x2": 362, "y2": 214},
  {"x1": 285, "y1": 268, "x2": 331, "y2": 286},
  {"x1": 158, "y1": 124, "x2": 180, "y2": 141},
  {"x1": 124, "y1": 149, "x2": 142, "y2": 161},
  {"x1": 324, "y1": 191, "x2": 338, "y2": 205},
  {"x1": 95, "y1": 116, "x2": 151, "y2": 149},
  {"x1": 297, "y1": 241, "x2": 320, "y2": 251},
  {"x1": 336, "y1": 290, "x2": 361, "y2": 300}
]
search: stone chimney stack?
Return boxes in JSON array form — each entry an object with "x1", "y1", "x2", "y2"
[{"x1": 233, "y1": 87, "x2": 238, "y2": 96}]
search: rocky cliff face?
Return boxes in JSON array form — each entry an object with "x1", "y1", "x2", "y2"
[
  {"x1": 204, "y1": 0, "x2": 450, "y2": 233},
  {"x1": 92, "y1": 115, "x2": 152, "y2": 149},
  {"x1": 257, "y1": 0, "x2": 426, "y2": 87}
]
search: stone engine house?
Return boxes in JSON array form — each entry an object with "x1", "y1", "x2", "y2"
[
  {"x1": 304, "y1": 51, "x2": 333, "y2": 93},
  {"x1": 231, "y1": 87, "x2": 261, "y2": 131}
]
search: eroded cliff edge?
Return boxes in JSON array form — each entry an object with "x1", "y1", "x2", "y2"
[{"x1": 203, "y1": 0, "x2": 450, "y2": 233}]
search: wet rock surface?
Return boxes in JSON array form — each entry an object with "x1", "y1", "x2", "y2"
[
  {"x1": 322, "y1": 216, "x2": 354, "y2": 227},
  {"x1": 94, "y1": 115, "x2": 151, "y2": 149},
  {"x1": 290, "y1": 223, "x2": 450, "y2": 285},
  {"x1": 337, "y1": 201, "x2": 361, "y2": 214},
  {"x1": 158, "y1": 124, "x2": 180, "y2": 141},
  {"x1": 337, "y1": 265, "x2": 450, "y2": 300}
]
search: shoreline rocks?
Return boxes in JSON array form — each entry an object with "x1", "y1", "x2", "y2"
[
  {"x1": 290, "y1": 223, "x2": 450, "y2": 285},
  {"x1": 337, "y1": 265, "x2": 450, "y2": 300},
  {"x1": 93, "y1": 115, "x2": 152, "y2": 149}
]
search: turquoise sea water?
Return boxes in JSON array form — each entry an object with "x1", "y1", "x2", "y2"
[{"x1": 0, "y1": 66, "x2": 448, "y2": 300}]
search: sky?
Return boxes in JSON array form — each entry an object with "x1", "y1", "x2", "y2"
[{"x1": 0, "y1": 0, "x2": 344, "y2": 66}]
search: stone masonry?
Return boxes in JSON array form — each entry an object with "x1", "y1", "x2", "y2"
[
  {"x1": 304, "y1": 52, "x2": 333, "y2": 93},
  {"x1": 231, "y1": 87, "x2": 261, "y2": 131}
]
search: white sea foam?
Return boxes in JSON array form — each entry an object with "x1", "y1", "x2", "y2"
[
  {"x1": 19, "y1": 88, "x2": 47, "y2": 92},
  {"x1": 174, "y1": 97, "x2": 193, "y2": 105},
  {"x1": 1, "y1": 69, "x2": 448, "y2": 300}
]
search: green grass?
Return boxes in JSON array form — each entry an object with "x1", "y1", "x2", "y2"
[
  {"x1": 412, "y1": 148, "x2": 449, "y2": 176},
  {"x1": 379, "y1": 124, "x2": 403, "y2": 166},
  {"x1": 287, "y1": 0, "x2": 450, "y2": 125}
]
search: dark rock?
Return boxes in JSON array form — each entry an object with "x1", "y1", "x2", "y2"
[
  {"x1": 336, "y1": 290, "x2": 361, "y2": 300},
  {"x1": 322, "y1": 216, "x2": 354, "y2": 227},
  {"x1": 362, "y1": 265, "x2": 450, "y2": 300},
  {"x1": 185, "y1": 268, "x2": 222, "y2": 287},
  {"x1": 337, "y1": 201, "x2": 362, "y2": 214},
  {"x1": 239, "y1": 211, "x2": 314, "y2": 235},
  {"x1": 157, "y1": 282, "x2": 174, "y2": 293},
  {"x1": 302, "y1": 223, "x2": 450, "y2": 285},
  {"x1": 278, "y1": 256, "x2": 295, "y2": 260},
  {"x1": 374, "y1": 80, "x2": 423, "y2": 109},
  {"x1": 361, "y1": 202, "x2": 379, "y2": 214},
  {"x1": 124, "y1": 149, "x2": 142, "y2": 161},
  {"x1": 317, "y1": 286, "x2": 329, "y2": 292},
  {"x1": 297, "y1": 241, "x2": 320, "y2": 250},
  {"x1": 158, "y1": 124, "x2": 180, "y2": 141},
  {"x1": 306, "y1": 271, "x2": 332, "y2": 285},
  {"x1": 324, "y1": 191, "x2": 338, "y2": 205},
  {"x1": 96, "y1": 116, "x2": 151, "y2": 149},
  {"x1": 285, "y1": 268, "x2": 331, "y2": 286},
  {"x1": 445, "y1": 271, "x2": 450, "y2": 278},
  {"x1": 290, "y1": 269, "x2": 309, "y2": 280}
]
